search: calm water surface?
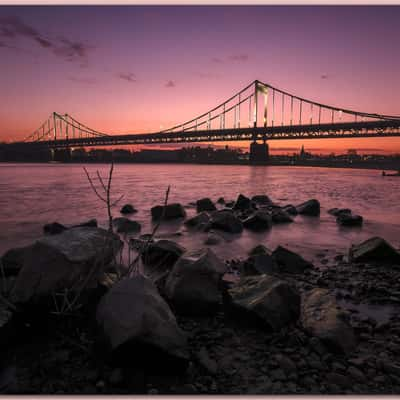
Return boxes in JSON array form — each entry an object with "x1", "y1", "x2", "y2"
[{"x1": 1, "y1": 163, "x2": 399, "y2": 263}]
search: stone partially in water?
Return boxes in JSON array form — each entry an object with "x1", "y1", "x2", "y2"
[
  {"x1": 240, "y1": 253, "x2": 278, "y2": 276},
  {"x1": 349, "y1": 236, "x2": 400, "y2": 264},
  {"x1": 1, "y1": 245, "x2": 33, "y2": 277},
  {"x1": 196, "y1": 198, "x2": 216, "y2": 213},
  {"x1": 282, "y1": 204, "x2": 298, "y2": 216},
  {"x1": 141, "y1": 239, "x2": 185, "y2": 269},
  {"x1": 228, "y1": 274, "x2": 300, "y2": 331},
  {"x1": 151, "y1": 203, "x2": 186, "y2": 220},
  {"x1": 336, "y1": 213, "x2": 363, "y2": 227},
  {"x1": 233, "y1": 194, "x2": 252, "y2": 211},
  {"x1": 296, "y1": 199, "x2": 320, "y2": 216},
  {"x1": 112, "y1": 217, "x2": 141, "y2": 234},
  {"x1": 43, "y1": 222, "x2": 67, "y2": 235},
  {"x1": 184, "y1": 212, "x2": 210, "y2": 228},
  {"x1": 272, "y1": 246, "x2": 313, "y2": 273},
  {"x1": 120, "y1": 204, "x2": 137, "y2": 215},
  {"x1": 248, "y1": 244, "x2": 272, "y2": 257},
  {"x1": 165, "y1": 248, "x2": 227, "y2": 315},
  {"x1": 328, "y1": 208, "x2": 352, "y2": 217},
  {"x1": 251, "y1": 195, "x2": 272, "y2": 206},
  {"x1": 210, "y1": 210, "x2": 243, "y2": 234},
  {"x1": 11, "y1": 227, "x2": 122, "y2": 304},
  {"x1": 243, "y1": 211, "x2": 272, "y2": 232},
  {"x1": 301, "y1": 288, "x2": 356, "y2": 354},
  {"x1": 271, "y1": 209, "x2": 294, "y2": 224},
  {"x1": 96, "y1": 275, "x2": 189, "y2": 370}
]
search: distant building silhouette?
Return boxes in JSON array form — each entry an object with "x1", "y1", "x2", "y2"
[{"x1": 249, "y1": 141, "x2": 269, "y2": 164}]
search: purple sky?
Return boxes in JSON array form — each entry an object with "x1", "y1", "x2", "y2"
[{"x1": 1, "y1": 5, "x2": 400, "y2": 153}]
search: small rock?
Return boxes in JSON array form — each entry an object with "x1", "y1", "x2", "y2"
[{"x1": 120, "y1": 204, "x2": 137, "y2": 214}]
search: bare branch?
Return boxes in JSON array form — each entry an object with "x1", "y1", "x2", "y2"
[{"x1": 83, "y1": 167, "x2": 107, "y2": 203}]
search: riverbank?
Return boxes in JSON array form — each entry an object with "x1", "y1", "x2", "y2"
[{"x1": 1, "y1": 193, "x2": 400, "y2": 394}]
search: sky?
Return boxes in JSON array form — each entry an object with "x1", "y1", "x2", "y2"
[{"x1": 1, "y1": 5, "x2": 400, "y2": 154}]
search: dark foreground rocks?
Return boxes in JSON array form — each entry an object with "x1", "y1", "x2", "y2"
[
  {"x1": 349, "y1": 236, "x2": 400, "y2": 263},
  {"x1": 296, "y1": 199, "x2": 320, "y2": 216},
  {"x1": 96, "y1": 275, "x2": 189, "y2": 370},
  {"x1": 165, "y1": 248, "x2": 226, "y2": 315},
  {"x1": 228, "y1": 274, "x2": 300, "y2": 331},
  {"x1": 10, "y1": 227, "x2": 122, "y2": 304},
  {"x1": 112, "y1": 218, "x2": 141, "y2": 234},
  {"x1": 301, "y1": 288, "x2": 356, "y2": 354}
]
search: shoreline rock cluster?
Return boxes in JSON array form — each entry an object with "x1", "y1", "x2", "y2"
[{"x1": 1, "y1": 193, "x2": 400, "y2": 394}]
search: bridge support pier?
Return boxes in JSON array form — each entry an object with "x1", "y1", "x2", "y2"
[{"x1": 249, "y1": 139, "x2": 269, "y2": 165}]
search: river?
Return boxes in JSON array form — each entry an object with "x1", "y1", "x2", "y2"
[{"x1": 1, "y1": 163, "x2": 399, "y2": 263}]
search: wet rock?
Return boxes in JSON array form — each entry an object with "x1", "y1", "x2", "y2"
[
  {"x1": 328, "y1": 208, "x2": 351, "y2": 217},
  {"x1": 151, "y1": 203, "x2": 186, "y2": 220},
  {"x1": 120, "y1": 204, "x2": 137, "y2": 215},
  {"x1": 184, "y1": 212, "x2": 210, "y2": 228},
  {"x1": 272, "y1": 246, "x2": 313, "y2": 273},
  {"x1": 217, "y1": 197, "x2": 225, "y2": 204},
  {"x1": 141, "y1": 239, "x2": 185, "y2": 270},
  {"x1": 296, "y1": 199, "x2": 320, "y2": 216},
  {"x1": 337, "y1": 213, "x2": 363, "y2": 227},
  {"x1": 1, "y1": 245, "x2": 33, "y2": 277},
  {"x1": 248, "y1": 244, "x2": 271, "y2": 257},
  {"x1": 165, "y1": 248, "x2": 226, "y2": 315},
  {"x1": 11, "y1": 227, "x2": 122, "y2": 304},
  {"x1": 349, "y1": 236, "x2": 400, "y2": 263},
  {"x1": 96, "y1": 275, "x2": 189, "y2": 370},
  {"x1": 233, "y1": 194, "x2": 252, "y2": 211},
  {"x1": 43, "y1": 222, "x2": 67, "y2": 235},
  {"x1": 251, "y1": 195, "x2": 272, "y2": 206},
  {"x1": 346, "y1": 366, "x2": 365, "y2": 382},
  {"x1": 301, "y1": 288, "x2": 356, "y2": 354},
  {"x1": 210, "y1": 210, "x2": 243, "y2": 234},
  {"x1": 243, "y1": 211, "x2": 272, "y2": 232},
  {"x1": 271, "y1": 209, "x2": 294, "y2": 224},
  {"x1": 112, "y1": 217, "x2": 141, "y2": 234},
  {"x1": 73, "y1": 219, "x2": 98, "y2": 228},
  {"x1": 283, "y1": 205, "x2": 298, "y2": 216},
  {"x1": 225, "y1": 200, "x2": 235, "y2": 208},
  {"x1": 228, "y1": 274, "x2": 300, "y2": 331},
  {"x1": 240, "y1": 253, "x2": 278, "y2": 276},
  {"x1": 196, "y1": 198, "x2": 216, "y2": 213}
]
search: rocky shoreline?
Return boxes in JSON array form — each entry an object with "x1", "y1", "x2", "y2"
[{"x1": 1, "y1": 194, "x2": 400, "y2": 394}]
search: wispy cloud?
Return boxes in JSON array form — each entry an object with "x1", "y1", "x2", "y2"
[
  {"x1": 0, "y1": 16, "x2": 94, "y2": 64},
  {"x1": 211, "y1": 54, "x2": 250, "y2": 63},
  {"x1": 165, "y1": 80, "x2": 176, "y2": 88},
  {"x1": 116, "y1": 72, "x2": 137, "y2": 83}
]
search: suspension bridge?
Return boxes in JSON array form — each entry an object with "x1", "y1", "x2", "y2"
[{"x1": 13, "y1": 80, "x2": 400, "y2": 150}]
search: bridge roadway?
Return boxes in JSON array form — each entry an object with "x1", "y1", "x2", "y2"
[{"x1": 15, "y1": 119, "x2": 400, "y2": 149}]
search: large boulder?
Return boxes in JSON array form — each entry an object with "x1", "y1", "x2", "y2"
[
  {"x1": 243, "y1": 211, "x2": 272, "y2": 232},
  {"x1": 336, "y1": 213, "x2": 363, "y2": 227},
  {"x1": 96, "y1": 275, "x2": 189, "y2": 370},
  {"x1": 248, "y1": 244, "x2": 271, "y2": 257},
  {"x1": 228, "y1": 274, "x2": 300, "y2": 331},
  {"x1": 151, "y1": 203, "x2": 186, "y2": 220},
  {"x1": 296, "y1": 199, "x2": 320, "y2": 216},
  {"x1": 11, "y1": 227, "x2": 122, "y2": 304},
  {"x1": 113, "y1": 217, "x2": 141, "y2": 234},
  {"x1": 233, "y1": 194, "x2": 252, "y2": 211},
  {"x1": 349, "y1": 236, "x2": 400, "y2": 264},
  {"x1": 240, "y1": 253, "x2": 278, "y2": 276},
  {"x1": 272, "y1": 246, "x2": 313, "y2": 273},
  {"x1": 165, "y1": 248, "x2": 227, "y2": 315},
  {"x1": 120, "y1": 204, "x2": 137, "y2": 215},
  {"x1": 271, "y1": 209, "x2": 293, "y2": 224},
  {"x1": 210, "y1": 210, "x2": 243, "y2": 234},
  {"x1": 184, "y1": 212, "x2": 210, "y2": 229},
  {"x1": 251, "y1": 195, "x2": 272, "y2": 206},
  {"x1": 301, "y1": 288, "x2": 356, "y2": 354},
  {"x1": 196, "y1": 198, "x2": 216, "y2": 213}
]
